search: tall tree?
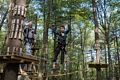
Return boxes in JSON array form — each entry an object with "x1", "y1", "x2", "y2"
[
  {"x1": 4, "y1": 0, "x2": 26, "y2": 80},
  {"x1": 42, "y1": 0, "x2": 51, "y2": 80},
  {"x1": 92, "y1": 0, "x2": 101, "y2": 80}
]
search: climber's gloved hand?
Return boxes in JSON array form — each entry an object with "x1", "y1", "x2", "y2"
[{"x1": 51, "y1": 24, "x2": 57, "y2": 33}]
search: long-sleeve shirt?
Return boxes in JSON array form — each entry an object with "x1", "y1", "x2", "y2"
[
  {"x1": 52, "y1": 28, "x2": 70, "y2": 46},
  {"x1": 24, "y1": 27, "x2": 35, "y2": 44}
]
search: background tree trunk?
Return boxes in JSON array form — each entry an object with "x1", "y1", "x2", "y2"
[{"x1": 43, "y1": 0, "x2": 51, "y2": 80}]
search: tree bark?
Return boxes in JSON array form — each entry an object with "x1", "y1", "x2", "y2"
[
  {"x1": 106, "y1": 24, "x2": 113, "y2": 80},
  {"x1": 92, "y1": 0, "x2": 100, "y2": 64},
  {"x1": 4, "y1": 64, "x2": 19, "y2": 80},
  {"x1": 3, "y1": 0, "x2": 26, "y2": 80},
  {"x1": 115, "y1": 36, "x2": 120, "y2": 79},
  {"x1": 43, "y1": 0, "x2": 51, "y2": 80},
  {"x1": 92, "y1": 0, "x2": 101, "y2": 80}
]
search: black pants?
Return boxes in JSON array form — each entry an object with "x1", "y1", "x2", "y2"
[{"x1": 53, "y1": 45, "x2": 66, "y2": 64}]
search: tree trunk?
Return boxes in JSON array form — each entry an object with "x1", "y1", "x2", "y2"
[
  {"x1": 80, "y1": 28, "x2": 85, "y2": 80},
  {"x1": 68, "y1": 14, "x2": 72, "y2": 80},
  {"x1": 6, "y1": 0, "x2": 26, "y2": 54},
  {"x1": 114, "y1": 36, "x2": 119, "y2": 80},
  {"x1": 104, "y1": 44, "x2": 108, "y2": 79},
  {"x1": 106, "y1": 25, "x2": 112, "y2": 80},
  {"x1": 4, "y1": 64, "x2": 19, "y2": 80},
  {"x1": 92, "y1": 0, "x2": 100, "y2": 64},
  {"x1": 92, "y1": 0, "x2": 101, "y2": 80},
  {"x1": 3, "y1": 0, "x2": 26, "y2": 80},
  {"x1": 116, "y1": 36, "x2": 120, "y2": 79},
  {"x1": 43, "y1": 0, "x2": 51, "y2": 80},
  {"x1": 83, "y1": 28, "x2": 89, "y2": 80}
]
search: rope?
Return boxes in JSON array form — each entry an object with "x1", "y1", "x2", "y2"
[{"x1": 47, "y1": 71, "x2": 79, "y2": 77}]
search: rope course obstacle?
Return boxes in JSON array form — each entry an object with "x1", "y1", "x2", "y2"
[
  {"x1": 0, "y1": 0, "x2": 39, "y2": 80},
  {"x1": 89, "y1": 0, "x2": 108, "y2": 80}
]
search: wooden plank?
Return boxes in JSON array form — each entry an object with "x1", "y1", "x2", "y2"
[
  {"x1": 24, "y1": 8, "x2": 27, "y2": 17},
  {"x1": 8, "y1": 3, "x2": 12, "y2": 11},
  {"x1": 17, "y1": 5, "x2": 21, "y2": 15},
  {"x1": 18, "y1": 28, "x2": 22, "y2": 39},
  {"x1": 18, "y1": 19, "x2": 23, "y2": 40},
  {"x1": 13, "y1": 5, "x2": 18, "y2": 16},
  {"x1": 89, "y1": 64, "x2": 108, "y2": 68},
  {"x1": 48, "y1": 71, "x2": 79, "y2": 77},
  {"x1": 14, "y1": 55, "x2": 38, "y2": 62},
  {"x1": 19, "y1": 48, "x2": 22, "y2": 55},
  {"x1": 12, "y1": 47, "x2": 15, "y2": 55},
  {"x1": 0, "y1": 59, "x2": 36, "y2": 64},
  {"x1": 7, "y1": 47, "x2": 10, "y2": 55},
  {"x1": 0, "y1": 54, "x2": 39, "y2": 64},
  {"x1": 21, "y1": 6, "x2": 24, "y2": 16},
  {"x1": 3, "y1": 56, "x2": 7, "y2": 59},
  {"x1": 14, "y1": 25, "x2": 19, "y2": 38},
  {"x1": 9, "y1": 24, "x2": 15, "y2": 38},
  {"x1": 14, "y1": 19, "x2": 19, "y2": 38}
]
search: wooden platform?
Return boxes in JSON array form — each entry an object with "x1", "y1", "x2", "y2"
[
  {"x1": 0, "y1": 54, "x2": 39, "y2": 64},
  {"x1": 89, "y1": 64, "x2": 108, "y2": 68}
]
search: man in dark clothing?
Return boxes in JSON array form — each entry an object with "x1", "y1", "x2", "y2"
[{"x1": 51, "y1": 25, "x2": 70, "y2": 66}]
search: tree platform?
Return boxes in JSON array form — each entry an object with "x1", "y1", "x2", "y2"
[{"x1": 0, "y1": 54, "x2": 39, "y2": 64}]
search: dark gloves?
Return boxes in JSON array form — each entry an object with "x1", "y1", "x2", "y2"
[{"x1": 51, "y1": 25, "x2": 57, "y2": 33}]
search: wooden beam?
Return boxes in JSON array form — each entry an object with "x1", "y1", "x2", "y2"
[
  {"x1": 0, "y1": 54, "x2": 39, "y2": 64},
  {"x1": 89, "y1": 64, "x2": 108, "y2": 68}
]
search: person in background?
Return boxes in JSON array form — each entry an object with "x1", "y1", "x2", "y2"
[{"x1": 24, "y1": 21, "x2": 35, "y2": 56}]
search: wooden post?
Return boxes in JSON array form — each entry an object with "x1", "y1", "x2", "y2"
[
  {"x1": 89, "y1": 0, "x2": 108, "y2": 80},
  {"x1": 3, "y1": 0, "x2": 26, "y2": 80}
]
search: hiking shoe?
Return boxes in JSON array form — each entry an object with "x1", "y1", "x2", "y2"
[
  {"x1": 64, "y1": 63, "x2": 67, "y2": 71},
  {"x1": 53, "y1": 62, "x2": 56, "y2": 69}
]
